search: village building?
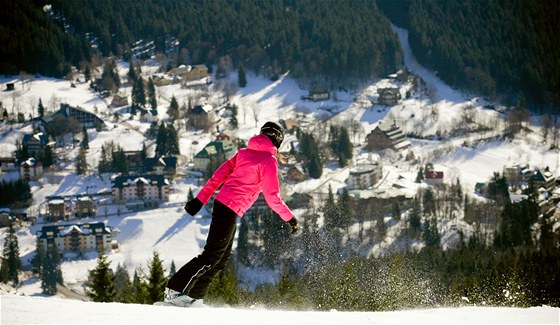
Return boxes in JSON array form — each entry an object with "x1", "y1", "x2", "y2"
[
  {"x1": 285, "y1": 192, "x2": 313, "y2": 210},
  {"x1": 111, "y1": 175, "x2": 171, "y2": 207},
  {"x1": 0, "y1": 209, "x2": 13, "y2": 228},
  {"x1": 169, "y1": 64, "x2": 209, "y2": 86},
  {"x1": 425, "y1": 170, "x2": 445, "y2": 185},
  {"x1": 377, "y1": 87, "x2": 401, "y2": 106},
  {"x1": 307, "y1": 89, "x2": 330, "y2": 101},
  {"x1": 0, "y1": 157, "x2": 17, "y2": 174},
  {"x1": 47, "y1": 197, "x2": 68, "y2": 222},
  {"x1": 76, "y1": 196, "x2": 95, "y2": 218},
  {"x1": 22, "y1": 132, "x2": 50, "y2": 158},
  {"x1": 286, "y1": 165, "x2": 306, "y2": 182},
  {"x1": 530, "y1": 169, "x2": 555, "y2": 193},
  {"x1": 124, "y1": 151, "x2": 146, "y2": 174},
  {"x1": 19, "y1": 158, "x2": 43, "y2": 181},
  {"x1": 145, "y1": 156, "x2": 177, "y2": 178},
  {"x1": 193, "y1": 140, "x2": 236, "y2": 172},
  {"x1": 365, "y1": 121, "x2": 411, "y2": 152},
  {"x1": 187, "y1": 104, "x2": 215, "y2": 131},
  {"x1": 347, "y1": 163, "x2": 383, "y2": 190},
  {"x1": 37, "y1": 222, "x2": 113, "y2": 253},
  {"x1": 111, "y1": 94, "x2": 129, "y2": 108},
  {"x1": 42, "y1": 103, "x2": 105, "y2": 129}
]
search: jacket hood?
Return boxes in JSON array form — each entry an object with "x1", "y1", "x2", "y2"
[{"x1": 248, "y1": 134, "x2": 278, "y2": 154}]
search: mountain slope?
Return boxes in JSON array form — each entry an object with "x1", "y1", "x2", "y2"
[{"x1": 1, "y1": 294, "x2": 558, "y2": 324}]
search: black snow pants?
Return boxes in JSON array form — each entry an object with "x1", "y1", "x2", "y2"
[{"x1": 166, "y1": 200, "x2": 237, "y2": 299}]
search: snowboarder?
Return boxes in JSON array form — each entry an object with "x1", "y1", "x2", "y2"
[{"x1": 159, "y1": 121, "x2": 299, "y2": 307}]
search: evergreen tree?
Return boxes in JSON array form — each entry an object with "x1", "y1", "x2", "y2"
[
  {"x1": 84, "y1": 65, "x2": 91, "y2": 82},
  {"x1": 85, "y1": 253, "x2": 116, "y2": 302},
  {"x1": 41, "y1": 245, "x2": 63, "y2": 295},
  {"x1": 155, "y1": 122, "x2": 168, "y2": 157},
  {"x1": 227, "y1": 103, "x2": 238, "y2": 128},
  {"x1": 337, "y1": 187, "x2": 351, "y2": 230},
  {"x1": 113, "y1": 263, "x2": 133, "y2": 303},
  {"x1": 307, "y1": 151, "x2": 323, "y2": 179},
  {"x1": 76, "y1": 146, "x2": 88, "y2": 175},
  {"x1": 147, "y1": 251, "x2": 166, "y2": 304},
  {"x1": 323, "y1": 184, "x2": 340, "y2": 231},
  {"x1": 238, "y1": 63, "x2": 247, "y2": 87},
  {"x1": 206, "y1": 261, "x2": 240, "y2": 305},
  {"x1": 127, "y1": 58, "x2": 137, "y2": 84},
  {"x1": 2, "y1": 223, "x2": 21, "y2": 284},
  {"x1": 338, "y1": 126, "x2": 352, "y2": 166},
  {"x1": 40, "y1": 145, "x2": 54, "y2": 168},
  {"x1": 31, "y1": 238, "x2": 45, "y2": 275},
  {"x1": 169, "y1": 260, "x2": 177, "y2": 278},
  {"x1": 147, "y1": 77, "x2": 157, "y2": 111},
  {"x1": 165, "y1": 124, "x2": 180, "y2": 156},
  {"x1": 132, "y1": 268, "x2": 148, "y2": 304},
  {"x1": 37, "y1": 98, "x2": 45, "y2": 118},
  {"x1": 81, "y1": 126, "x2": 89, "y2": 149},
  {"x1": 167, "y1": 96, "x2": 179, "y2": 121},
  {"x1": 131, "y1": 75, "x2": 146, "y2": 110}
]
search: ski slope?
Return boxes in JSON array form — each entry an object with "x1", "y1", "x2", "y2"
[{"x1": 1, "y1": 294, "x2": 558, "y2": 325}]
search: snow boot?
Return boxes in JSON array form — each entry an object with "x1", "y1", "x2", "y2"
[{"x1": 153, "y1": 288, "x2": 207, "y2": 308}]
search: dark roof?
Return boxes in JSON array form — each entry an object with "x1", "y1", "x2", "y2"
[
  {"x1": 145, "y1": 156, "x2": 177, "y2": 171},
  {"x1": 111, "y1": 174, "x2": 168, "y2": 189},
  {"x1": 38, "y1": 222, "x2": 111, "y2": 239}
]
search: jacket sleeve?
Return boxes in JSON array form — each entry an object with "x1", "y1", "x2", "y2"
[
  {"x1": 196, "y1": 153, "x2": 238, "y2": 204},
  {"x1": 261, "y1": 156, "x2": 294, "y2": 222}
]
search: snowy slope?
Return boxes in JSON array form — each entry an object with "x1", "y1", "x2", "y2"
[{"x1": 1, "y1": 294, "x2": 558, "y2": 325}]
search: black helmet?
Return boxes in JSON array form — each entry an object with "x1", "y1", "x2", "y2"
[{"x1": 260, "y1": 121, "x2": 285, "y2": 148}]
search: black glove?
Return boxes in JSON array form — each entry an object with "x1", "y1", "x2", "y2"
[
  {"x1": 184, "y1": 198, "x2": 203, "y2": 216},
  {"x1": 288, "y1": 217, "x2": 299, "y2": 235}
]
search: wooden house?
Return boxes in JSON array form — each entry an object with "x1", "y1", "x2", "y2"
[
  {"x1": 377, "y1": 87, "x2": 401, "y2": 106},
  {"x1": 366, "y1": 121, "x2": 411, "y2": 152}
]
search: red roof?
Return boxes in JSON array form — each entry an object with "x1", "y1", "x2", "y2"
[{"x1": 425, "y1": 171, "x2": 444, "y2": 179}]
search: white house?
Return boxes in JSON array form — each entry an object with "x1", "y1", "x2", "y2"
[
  {"x1": 347, "y1": 163, "x2": 383, "y2": 190},
  {"x1": 37, "y1": 222, "x2": 113, "y2": 253},
  {"x1": 111, "y1": 175, "x2": 170, "y2": 207}
]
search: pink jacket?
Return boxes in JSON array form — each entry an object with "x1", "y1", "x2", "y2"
[{"x1": 196, "y1": 134, "x2": 294, "y2": 222}]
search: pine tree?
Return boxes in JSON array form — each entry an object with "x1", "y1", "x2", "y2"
[
  {"x1": 323, "y1": 184, "x2": 339, "y2": 231},
  {"x1": 338, "y1": 126, "x2": 352, "y2": 166},
  {"x1": 308, "y1": 151, "x2": 323, "y2": 179},
  {"x1": 31, "y1": 238, "x2": 45, "y2": 275},
  {"x1": 147, "y1": 77, "x2": 157, "y2": 111},
  {"x1": 37, "y1": 98, "x2": 45, "y2": 118},
  {"x1": 85, "y1": 253, "x2": 116, "y2": 302},
  {"x1": 155, "y1": 122, "x2": 168, "y2": 157},
  {"x1": 41, "y1": 245, "x2": 63, "y2": 295},
  {"x1": 167, "y1": 96, "x2": 179, "y2": 121},
  {"x1": 84, "y1": 65, "x2": 91, "y2": 82},
  {"x1": 132, "y1": 268, "x2": 148, "y2": 304},
  {"x1": 147, "y1": 251, "x2": 166, "y2": 304},
  {"x1": 169, "y1": 260, "x2": 176, "y2": 278},
  {"x1": 238, "y1": 63, "x2": 247, "y2": 87},
  {"x1": 127, "y1": 58, "x2": 137, "y2": 84},
  {"x1": 3, "y1": 223, "x2": 21, "y2": 284},
  {"x1": 81, "y1": 126, "x2": 89, "y2": 149},
  {"x1": 206, "y1": 261, "x2": 240, "y2": 306},
  {"x1": 76, "y1": 146, "x2": 88, "y2": 175},
  {"x1": 165, "y1": 124, "x2": 180, "y2": 156},
  {"x1": 113, "y1": 263, "x2": 133, "y2": 303}
]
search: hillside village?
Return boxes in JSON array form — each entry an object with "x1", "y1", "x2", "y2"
[{"x1": 1, "y1": 56, "x2": 559, "y2": 256}]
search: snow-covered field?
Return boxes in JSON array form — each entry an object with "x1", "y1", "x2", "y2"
[
  {"x1": 1, "y1": 294, "x2": 558, "y2": 324},
  {"x1": 1, "y1": 25, "x2": 559, "y2": 323}
]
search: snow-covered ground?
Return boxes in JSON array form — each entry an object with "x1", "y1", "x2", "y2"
[
  {"x1": 1, "y1": 294, "x2": 558, "y2": 325},
  {"x1": 1, "y1": 24, "x2": 559, "y2": 323}
]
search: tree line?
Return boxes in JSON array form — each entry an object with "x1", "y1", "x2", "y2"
[
  {"x1": 3, "y1": 0, "x2": 401, "y2": 89},
  {"x1": 377, "y1": 0, "x2": 560, "y2": 111}
]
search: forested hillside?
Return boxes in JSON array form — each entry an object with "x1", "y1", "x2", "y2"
[
  {"x1": 378, "y1": 0, "x2": 560, "y2": 110},
  {"x1": 0, "y1": 0, "x2": 92, "y2": 77},
  {"x1": 2, "y1": 0, "x2": 401, "y2": 87}
]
